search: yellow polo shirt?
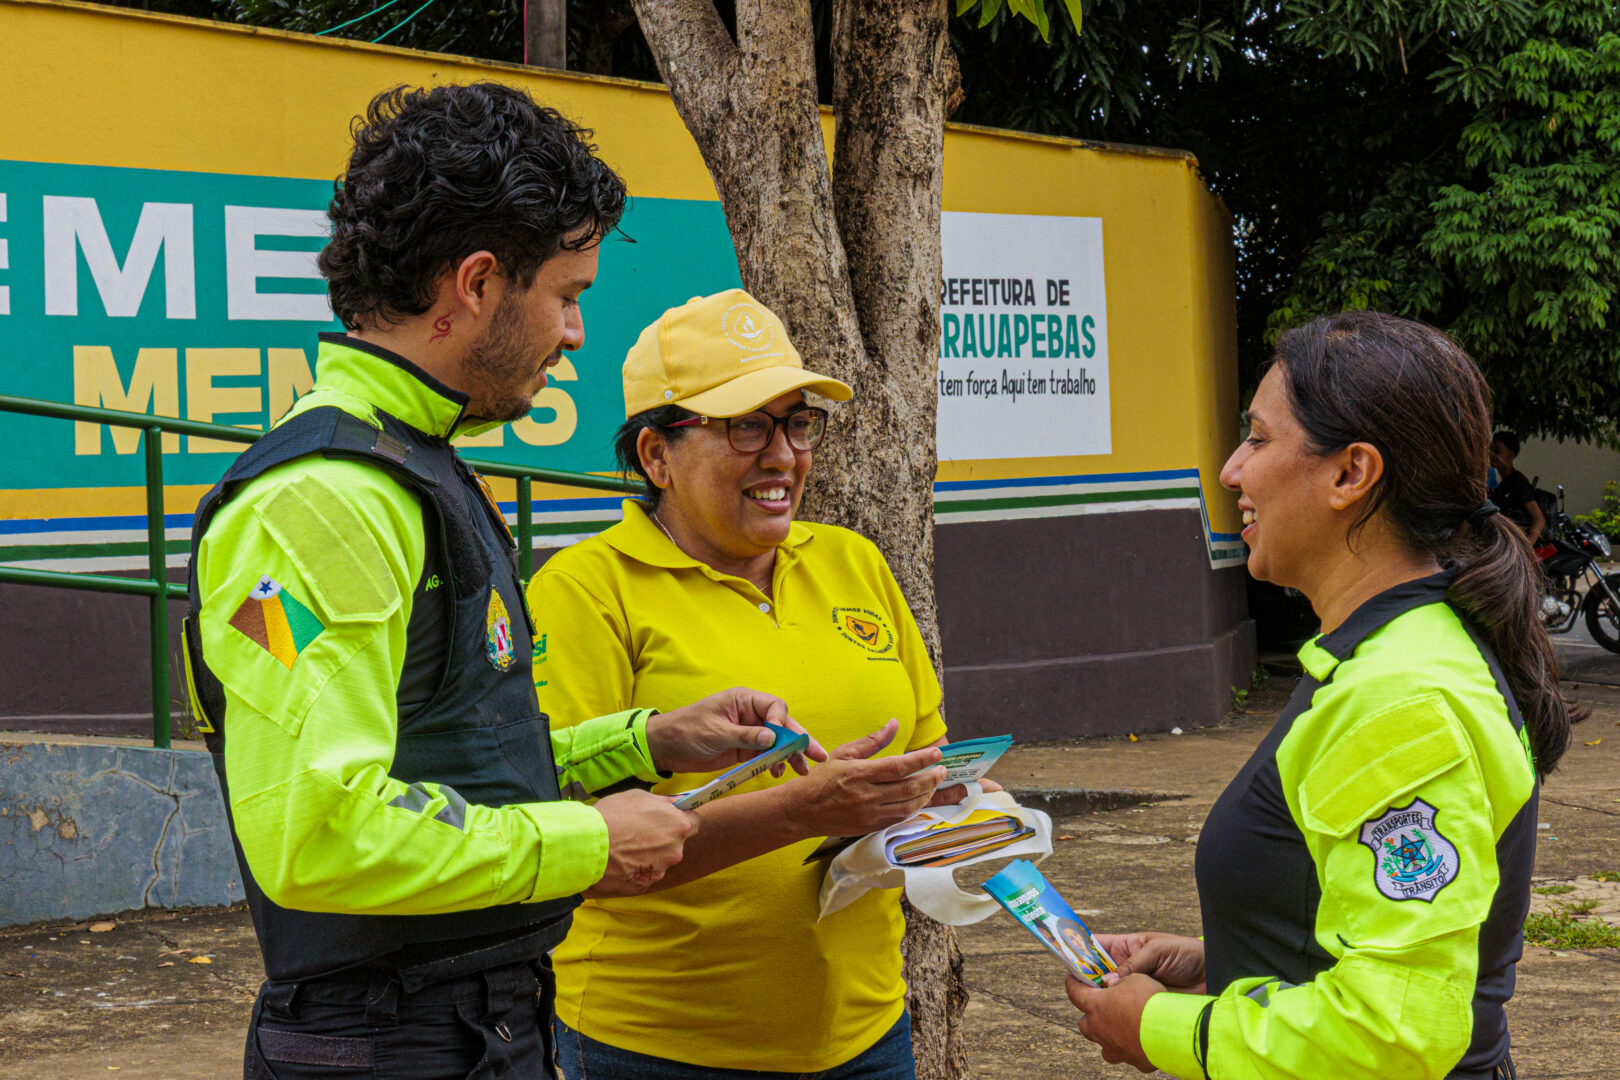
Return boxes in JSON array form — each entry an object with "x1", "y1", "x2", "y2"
[{"x1": 527, "y1": 501, "x2": 946, "y2": 1070}]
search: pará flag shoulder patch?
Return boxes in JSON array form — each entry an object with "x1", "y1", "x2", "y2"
[
  {"x1": 486, "y1": 589, "x2": 515, "y2": 672},
  {"x1": 230, "y1": 575, "x2": 325, "y2": 669},
  {"x1": 1360, "y1": 798, "x2": 1460, "y2": 902}
]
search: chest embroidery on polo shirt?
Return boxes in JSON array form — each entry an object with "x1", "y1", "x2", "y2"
[
  {"x1": 832, "y1": 606, "x2": 897, "y2": 658},
  {"x1": 1359, "y1": 798, "x2": 1459, "y2": 902},
  {"x1": 486, "y1": 589, "x2": 515, "y2": 672}
]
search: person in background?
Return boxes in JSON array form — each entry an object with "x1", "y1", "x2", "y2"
[
  {"x1": 528, "y1": 290, "x2": 986, "y2": 1079},
  {"x1": 1065, "y1": 311, "x2": 1574, "y2": 1080},
  {"x1": 1488, "y1": 430, "x2": 1546, "y2": 543}
]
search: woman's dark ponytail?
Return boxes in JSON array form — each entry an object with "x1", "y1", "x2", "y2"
[
  {"x1": 1275, "y1": 312, "x2": 1576, "y2": 778},
  {"x1": 1449, "y1": 511, "x2": 1573, "y2": 775}
]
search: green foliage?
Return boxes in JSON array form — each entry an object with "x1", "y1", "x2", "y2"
[
  {"x1": 959, "y1": 0, "x2": 1083, "y2": 42},
  {"x1": 953, "y1": 0, "x2": 1620, "y2": 443},
  {"x1": 1523, "y1": 906, "x2": 1620, "y2": 948},
  {"x1": 225, "y1": 0, "x2": 525, "y2": 60},
  {"x1": 952, "y1": 0, "x2": 1481, "y2": 388},
  {"x1": 1575, "y1": 480, "x2": 1620, "y2": 542},
  {"x1": 1270, "y1": 0, "x2": 1620, "y2": 444},
  {"x1": 1594, "y1": 870, "x2": 1620, "y2": 883},
  {"x1": 109, "y1": 0, "x2": 661, "y2": 74},
  {"x1": 1533, "y1": 883, "x2": 1577, "y2": 895}
]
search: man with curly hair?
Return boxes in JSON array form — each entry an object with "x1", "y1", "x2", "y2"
[{"x1": 183, "y1": 82, "x2": 819, "y2": 1078}]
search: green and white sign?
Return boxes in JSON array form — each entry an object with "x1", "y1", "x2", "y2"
[{"x1": 0, "y1": 158, "x2": 744, "y2": 493}]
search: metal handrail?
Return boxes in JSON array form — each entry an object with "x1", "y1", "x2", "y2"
[{"x1": 0, "y1": 393, "x2": 639, "y2": 748}]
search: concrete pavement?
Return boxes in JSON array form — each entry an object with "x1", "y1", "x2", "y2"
[
  {"x1": 1554, "y1": 614, "x2": 1620, "y2": 687},
  {"x1": 1, "y1": 679, "x2": 1615, "y2": 1078}
]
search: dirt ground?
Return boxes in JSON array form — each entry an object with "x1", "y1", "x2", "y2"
[{"x1": 1, "y1": 681, "x2": 1616, "y2": 1079}]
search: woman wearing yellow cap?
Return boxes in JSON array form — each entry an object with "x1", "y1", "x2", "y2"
[{"x1": 529, "y1": 290, "x2": 968, "y2": 1078}]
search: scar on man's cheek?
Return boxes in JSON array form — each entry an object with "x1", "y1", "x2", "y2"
[{"x1": 429, "y1": 312, "x2": 453, "y2": 343}]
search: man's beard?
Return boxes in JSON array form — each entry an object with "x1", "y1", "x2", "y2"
[{"x1": 464, "y1": 294, "x2": 551, "y2": 423}]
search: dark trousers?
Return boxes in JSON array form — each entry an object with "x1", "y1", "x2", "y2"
[
  {"x1": 244, "y1": 958, "x2": 555, "y2": 1079},
  {"x1": 1450, "y1": 1054, "x2": 1520, "y2": 1080},
  {"x1": 553, "y1": 1012, "x2": 914, "y2": 1080}
]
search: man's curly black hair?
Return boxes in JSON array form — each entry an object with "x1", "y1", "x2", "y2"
[{"x1": 319, "y1": 82, "x2": 628, "y2": 330}]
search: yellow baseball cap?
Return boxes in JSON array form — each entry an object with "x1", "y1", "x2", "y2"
[{"x1": 622, "y1": 289, "x2": 854, "y2": 419}]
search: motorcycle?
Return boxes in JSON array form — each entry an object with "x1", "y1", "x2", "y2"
[{"x1": 1533, "y1": 482, "x2": 1620, "y2": 653}]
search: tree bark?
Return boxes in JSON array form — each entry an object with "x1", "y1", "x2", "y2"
[
  {"x1": 524, "y1": 0, "x2": 566, "y2": 68},
  {"x1": 825, "y1": 4, "x2": 964, "y2": 1077},
  {"x1": 632, "y1": 1, "x2": 964, "y2": 1075}
]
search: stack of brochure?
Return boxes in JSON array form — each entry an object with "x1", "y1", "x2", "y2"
[
  {"x1": 884, "y1": 809, "x2": 1034, "y2": 867},
  {"x1": 804, "y1": 734, "x2": 1015, "y2": 863},
  {"x1": 982, "y1": 859, "x2": 1118, "y2": 986}
]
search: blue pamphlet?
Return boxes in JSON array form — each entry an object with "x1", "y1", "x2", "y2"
[
  {"x1": 930, "y1": 735, "x2": 1013, "y2": 786},
  {"x1": 672, "y1": 724, "x2": 809, "y2": 810},
  {"x1": 982, "y1": 859, "x2": 1118, "y2": 986}
]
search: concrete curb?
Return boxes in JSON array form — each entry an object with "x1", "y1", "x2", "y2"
[
  {"x1": 1004, "y1": 786, "x2": 1186, "y2": 818},
  {"x1": 0, "y1": 740, "x2": 243, "y2": 928}
]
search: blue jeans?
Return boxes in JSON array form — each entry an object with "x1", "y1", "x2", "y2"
[{"x1": 554, "y1": 1012, "x2": 915, "y2": 1080}]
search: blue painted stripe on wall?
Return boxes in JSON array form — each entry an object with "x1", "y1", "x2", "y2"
[{"x1": 935, "y1": 467, "x2": 1201, "y2": 491}]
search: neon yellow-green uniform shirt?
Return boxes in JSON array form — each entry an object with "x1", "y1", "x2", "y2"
[
  {"x1": 193, "y1": 336, "x2": 664, "y2": 942},
  {"x1": 1140, "y1": 573, "x2": 1538, "y2": 1080}
]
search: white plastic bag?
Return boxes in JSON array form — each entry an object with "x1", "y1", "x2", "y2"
[{"x1": 817, "y1": 786, "x2": 1053, "y2": 925}]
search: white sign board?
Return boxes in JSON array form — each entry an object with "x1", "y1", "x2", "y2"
[{"x1": 937, "y1": 212, "x2": 1110, "y2": 460}]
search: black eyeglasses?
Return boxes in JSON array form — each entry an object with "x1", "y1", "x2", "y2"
[{"x1": 666, "y1": 406, "x2": 829, "y2": 453}]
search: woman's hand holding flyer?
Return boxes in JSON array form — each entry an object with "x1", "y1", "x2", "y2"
[{"x1": 981, "y1": 859, "x2": 1119, "y2": 986}]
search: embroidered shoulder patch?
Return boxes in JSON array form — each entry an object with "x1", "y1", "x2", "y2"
[
  {"x1": 230, "y1": 575, "x2": 326, "y2": 669},
  {"x1": 486, "y1": 589, "x2": 515, "y2": 671},
  {"x1": 1359, "y1": 799, "x2": 1460, "y2": 902}
]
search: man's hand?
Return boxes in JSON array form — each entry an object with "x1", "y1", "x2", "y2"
[
  {"x1": 645, "y1": 687, "x2": 828, "y2": 777},
  {"x1": 1096, "y1": 932, "x2": 1206, "y2": 992},
  {"x1": 585, "y1": 790, "x2": 699, "y2": 898},
  {"x1": 782, "y1": 720, "x2": 947, "y2": 837},
  {"x1": 1066, "y1": 973, "x2": 1163, "y2": 1072}
]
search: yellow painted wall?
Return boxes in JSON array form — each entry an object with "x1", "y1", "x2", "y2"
[
  {"x1": 938, "y1": 125, "x2": 1241, "y2": 533},
  {"x1": 0, "y1": 0, "x2": 1242, "y2": 539}
]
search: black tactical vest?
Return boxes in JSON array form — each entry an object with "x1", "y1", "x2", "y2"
[{"x1": 184, "y1": 403, "x2": 580, "y2": 984}]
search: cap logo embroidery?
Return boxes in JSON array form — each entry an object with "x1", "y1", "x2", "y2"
[{"x1": 722, "y1": 301, "x2": 775, "y2": 359}]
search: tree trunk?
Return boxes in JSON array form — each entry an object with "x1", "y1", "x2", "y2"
[
  {"x1": 825, "y1": 5, "x2": 964, "y2": 1076},
  {"x1": 631, "y1": 1, "x2": 964, "y2": 1076},
  {"x1": 523, "y1": 0, "x2": 566, "y2": 68}
]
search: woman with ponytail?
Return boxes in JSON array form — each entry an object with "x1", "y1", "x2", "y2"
[{"x1": 1065, "y1": 311, "x2": 1573, "y2": 1080}]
